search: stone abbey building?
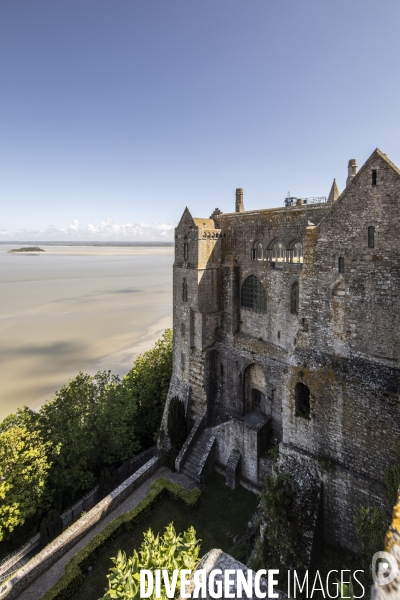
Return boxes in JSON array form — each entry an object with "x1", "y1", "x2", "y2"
[{"x1": 162, "y1": 148, "x2": 400, "y2": 551}]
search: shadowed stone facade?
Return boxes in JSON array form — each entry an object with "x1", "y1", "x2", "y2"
[{"x1": 162, "y1": 148, "x2": 400, "y2": 551}]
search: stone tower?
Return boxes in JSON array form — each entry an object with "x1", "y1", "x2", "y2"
[
  {"x1": 235, "y1": 188, "x2": 244, "y2": 213},
  {"x1": 346, "y1": 159, "x2": 358, "y2": 187}
]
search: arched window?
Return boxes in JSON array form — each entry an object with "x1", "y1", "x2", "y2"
[
  {"x1": 295, "y1": 382, "x2": 310, "y2": 418},
  {"x1": 271, "y1": 241, "x2": 285, "y2": 262},
  {"x1": 291, "y1": 282, "x2": 299, "y2": 314},
  {"x1": 241, "y1": 275, "x2": 267, "y2": 313},
  {"x1": 338, "y1": 257, "x2": 344, "y2": 274},
  {"x1": 368, "y1": 226, "x2": 375, "y2": 248},
  {"x1": 182, "y1": 278, "x2": 188, "y2": 302},
  {"x1": 183, "y1": 238, "x2": 189, "y2": 260},
  {"x1": 291, "y1": 242, "x2": 303, "y2": 263},
  {"x1": 256, "y1": 242, "x2": 264, "y2": 261}
]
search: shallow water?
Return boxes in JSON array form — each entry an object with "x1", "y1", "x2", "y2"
[{"x1": 0, "y1": 245, "x2": 173, "y2": 420}]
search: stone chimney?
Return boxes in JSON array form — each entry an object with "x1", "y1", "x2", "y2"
[
  {"x1": 327, "y1": 179, "x2": 340, "y2": 202},
  {"x1": 235, "y1": 188, "x2": 244, "y2": 213},
  {"x1": 346, "y1": 159, "x2": 358, "y2": 187}
]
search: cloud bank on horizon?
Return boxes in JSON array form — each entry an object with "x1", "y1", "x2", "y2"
[{"x1": 0, "y1": 218, "x2": 175, "y2": 242}]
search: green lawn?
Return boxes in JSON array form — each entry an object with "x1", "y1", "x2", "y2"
[{"x1": 72, "y1": 472, "x2": 259, "y2": 600}]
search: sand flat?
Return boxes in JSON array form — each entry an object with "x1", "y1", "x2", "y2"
[{"x1": 0, "y1": 245, "x2": 173, "y2": 420}]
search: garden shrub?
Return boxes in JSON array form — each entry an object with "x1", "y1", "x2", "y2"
[
  {"x1": 40, "y1": 478, "x2": 200, "y2": 600},
  {"x1": 100, "y1": 523, "x2": 200, "y2": 600}
]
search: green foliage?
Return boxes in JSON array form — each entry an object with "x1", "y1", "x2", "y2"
[
  {"x1": 40, "y1": 478, "x2": 200, "y2": 600},
  {"x1": 257, "y1": 472, "x2": 305, "y2": 570},
  {"x1": 100, "y1": 523, "x2": 200, "y2": 600},
  {"x1": 167, "y1": 396, "x2": 187, "y2": 460},
  {"x1": 122, "y1": 330, "x2": 173, "y2": 449},
  {"x1": 39, "y1": 370, "x2": 139, "y2": 505},
  {"x1": 337, "y1": 577, "x2": 355, "y2": 600},
  {"x1": 0, "y1": 330, "x2": 173, "y2": 548},
  {"x1": 0, "y1": 426, "x2": 54, "y2": 541},
  {"x1": 353, "y1": 462, "x2": 400, "y2": 580},
  {"x1": 384, "y1": 464, "x2": 400, "y2": 509},
  {"x1": 353, "y1": 505, "x2": 388, "y2": 572},
  {"x1": 316, "y1": 453, "x2": 334, "y2": 471},
  {"x1": 267, "y1": 444, "x2": 279, "y2": 462},
  {"x1": 40, "y1": 509, "x2": 63, "y2": 547}
]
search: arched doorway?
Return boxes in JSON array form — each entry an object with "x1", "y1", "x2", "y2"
[{"x1": 243, "y1": 364, "x2": 268, "y2": 415}]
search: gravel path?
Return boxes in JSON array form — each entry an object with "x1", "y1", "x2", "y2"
[{"x1": 18, "y1": 467, "x2": 193, "y2": 600}]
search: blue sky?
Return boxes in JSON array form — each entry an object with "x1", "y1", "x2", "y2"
[{"x1": 1, "y1": 1, "x2": 400, "y2": 240}]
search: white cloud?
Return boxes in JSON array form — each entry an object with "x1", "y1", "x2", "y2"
[{"x1": 0, "y1": 218, "x2": 175, "y2": 241}]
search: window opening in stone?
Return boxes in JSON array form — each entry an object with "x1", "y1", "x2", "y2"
[
  {"x1": 252, "y1": 248, "x2": 256, "y2": 261},
  {"x1": 372, "y1": 170, "x2": 377, "y2": 186},
  {"x1": 295, "y1": 382, "x2": 310, "y2": 418},
  {"x1": 251, "y1": 388, "x2": 263, "y2": 413},
  {"x1": 291, "y1": 282, "x2": 299, "y2": 314},
  {"x1": 271, "y1": 241, "x2": 286, "y2": 262},
  {"x1": 338, "y1": 257, "x2": 344, "y2": 274},
  {"x1": 290, "y1": 242, "x2": 303, "y2": 263},
  {"x1": 368, "y1": 226, "x2": 375, "y2": 248},
  {"x1": 241, "y1": 275, "x2": 267, "y2": 313},
  {"x1": 277, "y1": 331, "x2": 280, "y2": 339},
  {"x1": 182, "y1": 278, "x2": 188, "y2": 302},
  {"x1": 256, "y1": 243, "x2": 264, "y2": 261},
  {"x1": 183, "y1": 240, "x2": 189, "y2": 260}
]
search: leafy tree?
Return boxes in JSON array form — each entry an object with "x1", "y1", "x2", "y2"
[
  {"x1": 101, "y1": 523, "x2": 200, "y2": 600},
  {"x1": 0, "y1": 426, "x2": 53, "y2": 540},
  {"x1": 40, "y1": 509, "x2": 63, "y2": 547},
  {"x1": 167, "y1": 396, "x2": 187, "y2": 460},
  {"x1": 0, "y1": 406, "x2": 38, "y2": 433},
  {"x1": 122, "y1": 329, "x2": 173, "y2": 448},
  {"x1": 38, "y1": 370, "x2": 138, "y2": 506}
]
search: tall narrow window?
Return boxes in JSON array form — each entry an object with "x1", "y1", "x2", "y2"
[
  {"x1": 182, "y1": 278, "x2": 188, "y2": 302},
  {"x1": 368, "y1": 226, "x2": 375, "y2": 248},
  {"x1": 183, "y1": 240, "x2": 189, "y2": 260},
  {"x1": 295, "y1": 382, "x2": 310, "y2": 418},
  {"x1": 372, "y1": 170, "x2": 377, "y2": 186},
  {"x1": 291, "y1": 282, "x2": 299, "y2": 314},
  {"x1": 241, "y1": 275, "x2": 267, "y2": 313},
  {"x1": 256, "y1": 243, "x2": 264, "y2": 261},
  {"x1": 338, "y1": 257, "x2": 344, "y2": 274}
]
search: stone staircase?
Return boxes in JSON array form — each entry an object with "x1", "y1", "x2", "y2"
[
  {"x1": 188, "y1": 350, "x2": 207, "y2": 423},
  {"x1": 181, "y1": 430, "x2": 213, "y2": 483}
]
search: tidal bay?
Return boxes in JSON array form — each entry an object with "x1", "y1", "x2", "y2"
[{"x1": 0, "y1": 245, "x2": 173, "y2": 420}]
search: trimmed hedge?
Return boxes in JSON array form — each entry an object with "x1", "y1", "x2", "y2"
[{"x1": 40, "y1": 478, "x2": 201, "y2": 600}]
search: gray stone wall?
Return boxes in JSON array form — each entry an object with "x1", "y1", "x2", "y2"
[{"x1": 166, "y1": 148, "x2": 400, "y2": 551}]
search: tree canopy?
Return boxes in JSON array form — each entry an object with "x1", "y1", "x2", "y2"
[{"x1": 0, "y1": 329, "x2": 173, "y2": 547}]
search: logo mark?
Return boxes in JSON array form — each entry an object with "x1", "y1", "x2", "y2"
[{"x1": 371, "y1": 551, "x2": 398, "y2": 586}]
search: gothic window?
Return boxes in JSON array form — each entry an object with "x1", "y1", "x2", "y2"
[
  {"x1": 338, "y1": 257, "x2": 344, "y2": 274},
  {"x1": 372, "y1": 170, "x2": 377, "y2": 186},
  {"x1": 256, "y1": 242, "x2": 264, "y2": 261},
  {"x1": 291, "y1": 282, "x2": 299, "y2": 314},
  {"x1": 183, "y1": 239, "x2": 189, "y2": 260},
  {"x1": 368, "y1": 226, "x2": 375, "y2": 248},
  {"x1": 182, "y1": 278, "x2": 188, "y2": 302},
  {"x1": 241, "y1": 275, "x2": 267, "y2": 313},
  {"x1": 291, "y1": 241, "x2": 303, "y2": 263},
  {"x1": 271, "y1": 241, "x2": 286, "y2": 262},
  {"x1": 295, "y1": 382, "x2": 310, "y2": 418}
]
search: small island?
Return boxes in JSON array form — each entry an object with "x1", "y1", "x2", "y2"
[{"x1": 8, "y1": 246, "x2": 45, "y2": 253}]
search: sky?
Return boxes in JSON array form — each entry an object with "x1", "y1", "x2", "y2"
[{"x1": 1, "y1": 1, "x2": 400, "y2": 241}]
